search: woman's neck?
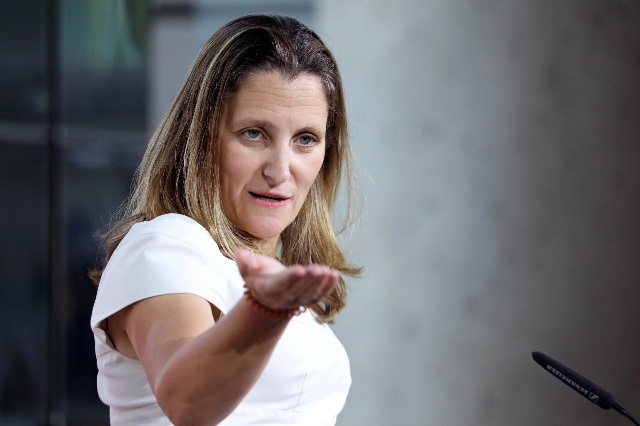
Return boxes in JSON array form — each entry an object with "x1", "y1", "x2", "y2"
[{"x1": 253, "y1": 237, "x2": 279, "y2": 258}]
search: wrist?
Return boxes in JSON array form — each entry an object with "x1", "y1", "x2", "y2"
[{"x1": 243, "y1": 288, "x2": 307, "y2": 320}]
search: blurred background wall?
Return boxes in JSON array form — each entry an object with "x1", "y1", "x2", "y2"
[
  {"x1": 322, "y1": 1, "x2": 640, "y2": 425},
  {"x1": 1, "y1": 0, "x2": 639, "y2": 425}
]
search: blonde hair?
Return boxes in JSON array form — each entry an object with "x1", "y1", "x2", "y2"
[{"x1": 91, "y1": 14, "x2": 360, "y2": 323}]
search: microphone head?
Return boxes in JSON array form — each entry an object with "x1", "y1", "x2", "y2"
[{"x1": 532, "y1": 351, "x2": 615, "y2": 410}]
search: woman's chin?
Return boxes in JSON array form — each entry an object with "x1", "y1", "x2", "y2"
[{"x1": 243, "y1": 222, "x2": 288, "y2": 243}]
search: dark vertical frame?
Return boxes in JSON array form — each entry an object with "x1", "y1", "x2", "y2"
[
  {"x1": 45, "y1": 0, "x2": 67, "y2": 424},
  {"x1": 0, "y1": 1, "x2": 49, "y2": 424}
]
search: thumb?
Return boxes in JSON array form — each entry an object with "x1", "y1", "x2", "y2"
[{"x1": 235, "y1": 248, "x2": 257, "y2": 277}]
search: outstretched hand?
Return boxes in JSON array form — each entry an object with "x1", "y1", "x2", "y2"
[{"x1": 235, "y1": 249, "x2": 339, "y2": 311}]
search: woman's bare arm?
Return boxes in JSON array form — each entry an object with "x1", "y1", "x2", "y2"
[{"x1": 118, "y1": 249, "x2": 339, "y2": 425}]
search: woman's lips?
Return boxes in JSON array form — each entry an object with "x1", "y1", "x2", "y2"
[{"x1": 249, "y1": 191, "x2": 290, "y2": 207}]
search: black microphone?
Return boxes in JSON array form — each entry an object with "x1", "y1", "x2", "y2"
[{"x1": 532, "y1": 351, "x2": 639, "y2": 425}]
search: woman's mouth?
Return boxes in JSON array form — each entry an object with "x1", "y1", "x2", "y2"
[{"x1": 249, "y1": 191, "x2": 290, "y2": 206}]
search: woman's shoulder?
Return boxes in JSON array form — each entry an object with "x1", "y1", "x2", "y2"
[
  {"x1": 91, "y1": 213, "x2": 241, "y2": 329},
  {"x1": 125, "y1": 213, "x2": 214, "y2": 247},
  {"x1": 105, "y1": 213, "x2": 240, "y2": 281}
]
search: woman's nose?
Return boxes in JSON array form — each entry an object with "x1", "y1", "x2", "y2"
[{"x1": 262, "y1": 144, "x2": 291, "y2": 186}]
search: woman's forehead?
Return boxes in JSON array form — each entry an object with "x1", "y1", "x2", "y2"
[{"x1": 223, "y1": 71, "x2": 329, "y2": 131}]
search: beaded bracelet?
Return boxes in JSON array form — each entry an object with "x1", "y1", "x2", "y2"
[{"x1": 243, "y1": 288, "x2": 307, "y2": 319}]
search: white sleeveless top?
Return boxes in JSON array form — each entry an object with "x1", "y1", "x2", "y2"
[{"x1": 90, "y1": 213, "x2": 351, "y2": 425}]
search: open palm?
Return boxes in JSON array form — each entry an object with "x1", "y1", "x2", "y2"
[{"x1": 235, "y1": 249, "x2": 339, "y2": 311}]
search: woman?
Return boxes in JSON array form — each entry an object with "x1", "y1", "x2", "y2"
[{"x1": 90, "y1": 14, "x2": 360, "y2": 426}]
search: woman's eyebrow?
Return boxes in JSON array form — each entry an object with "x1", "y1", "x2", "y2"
[
  {"x1": 297, "y1": 126, "x2": 326, "y2": 137},
  {"x1": 233, "y1": 119, "x2": 277, "y2": 132},
  {"x1": 233, "y1": 118, "x2": 325, "y2": 136}
]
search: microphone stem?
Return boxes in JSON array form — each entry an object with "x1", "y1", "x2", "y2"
[{"x1": 613, "y1": 402, "x2": 640, "y2": 426}]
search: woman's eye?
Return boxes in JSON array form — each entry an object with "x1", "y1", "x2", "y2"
[
  {"x1": 298, "y1": 135, "x2": 316, "y2": 146},
  {"x1": 244, "y1": 129, "x2": 261, "y2": 139}
]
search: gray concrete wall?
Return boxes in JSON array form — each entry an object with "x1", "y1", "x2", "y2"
[{"x1": 317, "y1": 1, "x2": 640, "y2": 425}]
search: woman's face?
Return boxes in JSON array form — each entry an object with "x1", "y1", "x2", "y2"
[{"x1": 219, "y1": 71, "x2": 328, "y2": 249}]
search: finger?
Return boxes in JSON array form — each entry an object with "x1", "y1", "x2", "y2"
[
  {"x1": 312, "y1": 271, "x2": 337, "y2": 302},
  {"x1": 274, "y1": 266, "x2": 323, "y2": 307},
  {"x1": 307, "y1": 264, "x2": 328, "y2": 279},
  {"x1": 314, "y1": 270, "x2": 339, "y2": 300},
  {"x1": 289, "y1": 268, "x2": 334, "y2": 306},
  {"x1": 246, "y1": 252, "x2": 288, "y2": 275},
  {"x1": 235, "y1": 249, "x2": 256, "y2": 278},
  {"x1": 246, "y1": 265, "x2": 339, "y2": 309},
  {"x1": 246, "y1": 265, "x2": 307, "y2": 308},
  {"x1": 272, "y1": 266, "x2": 308, "y2": 301}
]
